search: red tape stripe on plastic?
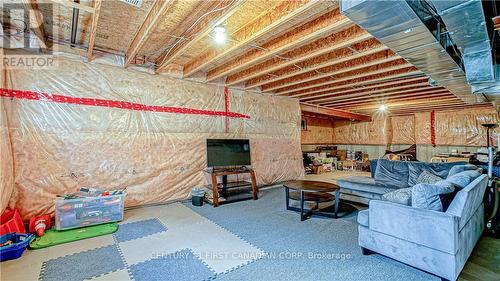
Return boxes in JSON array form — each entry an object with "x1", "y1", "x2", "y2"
[
  {"x1": 0, "y1": 88, "x2": 250, "y2": 119},
  {"x1": 430, "y1": 110, "x2": 436, "y2": 147},
  {"x1": 224, "y1": 86, "x2": 230, "y2": 133}
]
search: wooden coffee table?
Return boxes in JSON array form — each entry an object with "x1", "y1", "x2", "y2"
[{"x1": 283, "y1": 180, "x2": 340, "y2": 221}]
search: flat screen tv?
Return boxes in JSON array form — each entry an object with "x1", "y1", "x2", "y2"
[{"x1": 206, "y1": 139, "x2": 251, "y2": 167}]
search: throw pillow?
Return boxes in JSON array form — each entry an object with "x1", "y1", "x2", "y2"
[
  {"x1": 374, "y1": 159, "x2": 409, "y2": 188},
  {"x1": 446, "y1": 169, "x2": 482, "y2": 189},
  {"x1": 412, "y1": 180, "x2": 456, "y2": 212},
  {"x1": 382, "y1": 188, "x2": 412, "y2": 205},
  {"x1": 447, "y1": 164, "x2": 478, "y2": 178},
  {"x1": 407, "y1": 161, "x2": 462, "y2": 186},
  {"x1": 459, "y1": 169, "x2": 483, "y2": 181},
  {"x1": 416, "y1": 170, "x2": 443, "y2": 184}
]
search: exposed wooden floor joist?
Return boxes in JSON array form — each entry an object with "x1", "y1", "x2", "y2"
[
  {"x1": 337, "y1": 92, "x2": 458, "y2": 109},
  {"x1": 319, "y1": 86, "x2": 447, "y2": 106},
  {"x1": 244, "y1": 40, "x2": 388, "y2": 89},
  {"x1": 225, "y1": 27, "x2": 372, "y2": 86},
  {"x1": 181, "y1": 0, "x2": 327, "y2": 77},
  {"x1": 304, "y1": 78, "x2": 430, "y2": 103},
  {"x1": 156, "y1": 0, "x2": 244, "y2": 72},
  {"x1": 261, "y1": 51, "x2": 399, "y2": 92},
  {"x1": 124, "y1": 0, "x2": 174, "y2": 67},
  {"x1": 300, "y1": 103, "x2": 371, "y2": 122},
  {"x1": 287, "y1": 69, "x2": 421, "y2": 97},
  {"x1": 205, "y1": 8, "x2": 357, "y2": 81},
  {"x1": 274, "y1": 60, "x2": 414, "y2": 94}
]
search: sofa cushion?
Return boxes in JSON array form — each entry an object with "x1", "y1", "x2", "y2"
[
  {"x1": 357, "y1": 209, "x2": 369, "y2": 227},
  {"x1": 460, "y1": 169, "x2": 483, "y2": 180},
  {"x1": 416, "y1": 170, "x2": 443, "y2": 184},
  {"x1": 446, "y1": 169, "x2": 482, "y2": 189},
  {"x1": 337, "y1": 176, "x2": 394, "y2": 195},
  {"x1": 382, "y1": 188, "x2": 412, "y2": 205},
  {"x1": 447, "y1": 164, "x2": 479, "y2": 177},
  {"x1": 374, "y1": 159, "x2": 409, "y2": 188},
  {"x1": 412, "y1": 180, "x2": 455, "y2": 212},
  {"x1": 407, "y1": 161, "x2": 464, "y2": 186}
]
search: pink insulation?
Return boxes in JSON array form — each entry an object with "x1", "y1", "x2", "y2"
[{"x1": 2, "y1": 56, "x2": 304, "y2": 219}]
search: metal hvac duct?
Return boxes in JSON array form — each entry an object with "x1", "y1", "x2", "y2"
[
  {"x1": 429, "y1": 0, "x2": 495, "y2": 84},
  {"x1": 340, "y1": 0, "x2": 480, "y2": 103},
  {"x1": 428, "y1": 0, "x2": 500, "y2": 97}
]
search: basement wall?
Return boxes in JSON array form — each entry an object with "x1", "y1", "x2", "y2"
[
  {"x1": 300, "y1": 115, "x2": 334, "y2": 144},
  {"x1": 1, "y1": 54, "x2": 304, "y2": 219},
  {"x1": 0, "y1": 62, "x2": 15, "y2": 213},
  {"x1": 301, "y1": 108, "x2": 499, "y2": 162}
]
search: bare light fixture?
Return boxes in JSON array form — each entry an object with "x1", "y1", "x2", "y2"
[
  {"x1": 379, "y1": 104, "x2": 388, "y2": 111},
  {"x1": 213, "y1": 26, "x2": 227, "y2": 44}
]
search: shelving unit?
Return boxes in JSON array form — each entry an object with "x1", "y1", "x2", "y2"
[{"x1": 204, "y1": 168, "x2": 258, "y2": 207}]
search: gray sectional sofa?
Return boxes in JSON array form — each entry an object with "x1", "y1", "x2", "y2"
[
  {"x1": 337, "y1": 159, "x2": 465, "y2": 204},
  {"x1": 341, "y1": 159, "x2": 488, "y2": 280}
]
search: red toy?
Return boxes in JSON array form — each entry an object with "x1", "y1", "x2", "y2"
[
  {"x1": 0, "y1": 209, "x2": 26, "y2": 235},
  {"x1": 29, "y1": 215, "x2": 51, "y2": 237}
]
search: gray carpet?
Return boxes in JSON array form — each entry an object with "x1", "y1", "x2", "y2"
[{"x1": 186, "y1": 187, "x2": 438, "y2": 281}]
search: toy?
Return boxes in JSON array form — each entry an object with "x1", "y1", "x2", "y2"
[
  {"x1": 29, "y1": 223, "x2": 118, "y2": 249},
  {"x1": 0, "y1": 209, "x2": 26, "y2": 235},
  {"x1": 29, "y1": 214, "x2": 52, "y2": 237},
  {"x1": 0, "y1": 233, "x2": 33, "y2": 261}
]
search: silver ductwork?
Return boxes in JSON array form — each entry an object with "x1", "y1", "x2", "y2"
[
  {"x1": 340, "y1": 0, "x2": 480, "y2": 103},
  {"x1": 429, "y1": 0, "x2": 494, "y2": 84},
  {"x1": 429, "y1": 0, "x2": 499, "y2": 97}
]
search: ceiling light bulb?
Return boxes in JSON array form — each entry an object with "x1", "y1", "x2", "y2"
[
  {"x1": 379, "y1": 104, "x2": 387, "y2": 111},
  {"x1": 212, "y1": 26, "x2": 227, "y2": 44},
  {"x1": 213, "y1": 31, "x2": 227, "y2": 44}
]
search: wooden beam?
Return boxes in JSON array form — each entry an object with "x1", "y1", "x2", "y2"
[
  {"x1": 205, "y1": 8, "x2": 356, "y2": 82},
  {"x1": 243, "y1": 40, "x2": 388, "y2": 89},
  {"x1": 343, "y1": 97, "x2": 463, "y2": 111},
  {"x1": 338, "y1": 95, "x2": 457, "y2": 111},
  {"x1": 313, "y1": 82, "x2": 436, "y2": 104},
  {"x1": 156, "y1": 0, "x2": 244, "y2": 72},
  {"x1": 124, "y1": 0, "x2": 174, "y2": 67},
  {"x1": 288, "y1": 70, "x2": 422, "y2": 98},
  {"x1": 22, "y1": 0, "x2": 47, "y2": 49},
  {"x1": 49, "y1": 0, "x2": 95, "y2": 13},
  {"x1": 223, "y1": 27, "x2": 371, "y2": 86},
  {"x1": 276, "y1": 62, "x2": 414, "y2": 95},
  {"x1": 355, "y1": 102, "x2": 468, "y2": 114},
  {"x1": 300, "y1": 103, "x2": 371, "y2": 122},
  {"x1": 320, "y1": 87, "x2": 448, "y2": 106},
  {"x1": 332, "y1": 91, "x2": 452, "y2": 107},
  {"x1": 381, "y1": 103, "x2": 494, "y2": 115},
  {"x1": 86, "y1": 0, "x2": 102, "y2": 61},
  {"x1": 182, "y1": 0, "x2": 326, "y2": 77},
  {"x1": 300, "y1": 77, "x2": 428, "y2": 102},
  {"x1": 261, "y1": 51, "x2": 399, "y2": 92}
]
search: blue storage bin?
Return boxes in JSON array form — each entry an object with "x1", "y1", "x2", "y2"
[{"x1": 0, "y1": 233, "x2": 33, "y2": 262}]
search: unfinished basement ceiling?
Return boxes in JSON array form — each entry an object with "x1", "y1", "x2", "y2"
[{"x1": 14, "y1": 0, "x2": 499, "y2": 116}]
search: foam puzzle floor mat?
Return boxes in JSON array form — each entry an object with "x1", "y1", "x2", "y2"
[
  {"x1": 0, "y1": 203, "x2": 264, "y2": 281},
  {"x1": 30, "y1": 223, "x2": 119, "y2": 249}
]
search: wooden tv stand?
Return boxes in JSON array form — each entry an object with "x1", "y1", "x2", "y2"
[{"x1": 205, "y1": 168, "x2": 258, "y2": 207}]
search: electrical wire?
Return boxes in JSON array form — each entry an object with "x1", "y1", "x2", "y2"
[{"x1": 157, "y1": 0, "x2": 236, "y2": 64}]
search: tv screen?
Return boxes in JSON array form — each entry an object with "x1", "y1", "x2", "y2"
[{"x1": 206, "y1": 139, "x2": 251, "y2": 167}]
